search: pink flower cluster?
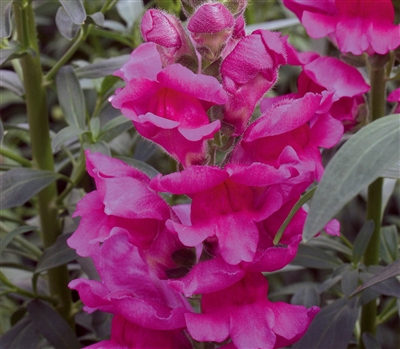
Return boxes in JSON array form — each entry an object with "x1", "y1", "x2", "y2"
[{"x1": 67, "y1": 0, "x2": 387, "y2": 347}]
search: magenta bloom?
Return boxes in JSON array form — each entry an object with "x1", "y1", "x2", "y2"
[
  {"x1": 283, "y1": 0, "x2": 400, "y2": 55},
  {"x1": 69, "y1": 234, "x2": 191, "y2": 330},
  {"x1": 185, "y1": 273, "x2": 319, "y2": 349},
  {"x1": 232, "y1": 92, "x2": 343, "y2": 182},
  {"x1": 111, "y1": 42, "x2": 227, "y2": 167},
  {"x1": 388, "y1": 88, "x2": 400, "y2": 114},
  {"x1": 221, "y1": 29, "x2": 286, "y2": 135},
  {"x1": 151, "y1": 165, "x2": 291, "y2": 265},
  {"x1": 86, "y1": 315, "x2": 191, "y2": 349},
  {"x1": 67, "y1": 151, "x2": 170, "y2": 256},
  {"x1": 298, "y1": 57, "x2": 369, "y2": 130}
]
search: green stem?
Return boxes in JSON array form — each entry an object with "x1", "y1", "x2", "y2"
[
  {"x1": 359, "y1": 60, "x2": 387, "y2": 349},
  {"x1": 13, "y1": 1, "x2": 72, "y2": 325},
  {"x1": 0, "y1": 147, "x2": 32, "y2": 167}
]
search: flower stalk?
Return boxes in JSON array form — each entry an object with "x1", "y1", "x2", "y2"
[
  {"x1": 359, "y1": 59, "x2": 387, "y2": 349},
  {"x1": 13, "y1": 0, "x2": 73, "y2": 325}
]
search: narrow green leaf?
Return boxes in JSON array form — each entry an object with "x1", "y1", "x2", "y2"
[
  {"x1": 341, "y1": 269, "x2": 359, "y2": 297},
  {"x1": 379, "y1": 225, "x2": 398, "y2": 263},
  {"x1": 307, "y1": 235, "x2": 352, "y2": 257},
  {"x1": 292, "y1": 298, "x2": 359, "y2": 349},
  {"x1": 0, "y1": 118, "x2": 4, "y2": 143},
  {"x1": 304, "y1": 114, "x2": 400, "y2": 241},
  {"x1": 0, "y1": 317, "x2": 41, "y2": 349},
  {"x1": 99, "y1": 115, "x2": 132, "y2": 139},
  {"x1": 133, "y1": 137, "x2": 158, "y2": 161},
  {"x1": 382, "y1": 159, "x2": 400, "y2": 179},
  {"x1": 56, "y1": 66, "x2": 86, "y2": 129},
  {"x1": 27, "y1": 299, "x2": 81, "y2": 349},
  {"x1": 74, "y1": 55, "x2": 130, "y2": 79},
  {"x1": 0, "y1": 0, "x2": 12, "y2": 38},
  {"x1": 362, "y1": 333, "x2": 382, "y2": 349},
  {"x1": 117, "y1": 156, "x2": 161, "y2": 179},
  {"x1": 87, "y1": 12, "x2": 105, "y2": 27},
  {"x1": 52, "y1": 125, "x2": 86, "y2": 152},
  {"x1": 0, "y1": 226, "x2": 36, "y2": 255},
  {"x1": 0, "y1": 168, "x2": 60, "y2": 210},
  {"x1": 55, "y1": 6, "x2": 80, "y2": 40},
  {"x1": 291, "y1": 285, "x2": 320, "y2": 308},
  {"x1": 352, "y1": 221, "x2": 374, "y2": 264},
  {"x1": 59, "y1": 0, "x2": 86, "y2": 24},
  {"x1": 291, "y1": 244, "x2": 342, "y2": 269},
  {"x1": 116, "y1": 0, "x2": 144, "y2": 29},
  {"x1": 0, "y1": 70, "x2": 24, "y2": 96},
  {"x1": 350, "y1": 259, "x2": 400, "y2": 297},
  {"x1": 35, "y1": 233, "x2": 77, "y2": 274},
  {"x1": 245, "y1": 17, "x2": 300, "y2": 33},
  {"x1": 274, "y1": 187, "x2": 316, "y2": 245}
]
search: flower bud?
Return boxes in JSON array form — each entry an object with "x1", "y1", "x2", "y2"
[
  {"x1": 141, "y1": 9, "x2": 195, "y2": 67},
  {"x1": 220, "y1": 0, "x2": 248, "y2": 16},
  {"x1": 188, "y1": 3, "x2": 235, "y2": 62}
]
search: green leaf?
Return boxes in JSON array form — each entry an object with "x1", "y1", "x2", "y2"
[
  {"x1": 74, "y1": 55, "x2": 130, "y2": 79},
  {"x1": 341, "y1": 268, "x2": 359, "y2": 297},
  {"x1": 0, "y1": 0, "x2": 12, "y2": 38},
  {"x1": 56, "y1": 65, "x2": 86, "y2": 129},
  {"x1": 304, "y1": 114, "x2": 400, "y2": 241},
  {"x1": 99, "y1": 115, "x2": 132, "y2": 138},
  {"x1": 379, "y1": 225, "x2": 398, "y2": 263},
  {"x1": 293, "y1": 298, "x2": 359, "y2": 349},
  {"x1": 291, "y1": 244, "x2": 343, "y2": 269},
  {"x1": 291, "y1": 285, "x2": 320, "y2": 308},
  {"x1": 27, "y1": 299, "x2": 81, "y2": 349},
  {"x1": 0, "y1": 317, "x2": 41, "y2": 349},
  {"x1": 245, "y1": 17, "x2": 300, "y2": 33},
  {"x1": 87, "y1": 12, "x2": 105, "y2": 27},
  {"x1": 350, "y1": 259, "x2": 400, "y2": 297},
  {"x1": 38, "y1": 241, "x2": 73, "y2": 274},
  {"x1": 35, "y1": 233, "x2": 77, "y2": 274},
  {"x1": 0, "y1": 168, "x2": 60, "y2": 210},
  {"x1": 0, "y1": 41, "x2": 27, "y2": 66},
  {"x1": 362, "y1": 333, "x2": 382, "y2": 349},
  {"x1": 117, "y1": 156, "x2": 161, "y2": 179},
  {"x1": 0, "y1": 226, "x2": 36, "y2": 255},
  {"x1": 52, "y1": 125, "x2": 86, "y2": 152},
  {"x1": 59, "y1": 0, "x2": 86, "y2": 24},
  {"x1": 116, "y1": 0, "x2": 144, "y2": 29},
  {"x1": 307, "y1": 235, "x2": 352, "y2": 257},
  {"x1": 382, "y1": 159, "x2": 400, "y2": 179},
  {"x1": 0, "y1": 70, "x2": 24, "y2": 96},
  {"x1": 55, "y1": 6, "x2": 80, "y2": 40},
  {"x1": 0, "y1": 118, "x2": 4, "y2": 143},
  {"x1": 352, "y1": 221, "x2": 374, "y2": 264}
]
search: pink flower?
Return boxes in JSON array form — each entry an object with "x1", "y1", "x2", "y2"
[
  {"x1": 69, "y1": 234, "x2": 191, "y2": 330},
  {"x1": 221, "y1": 30, "x2": 287, "y2": 135},
  {"x1": 283, "y1": 0, "x2": 400, "y2": 55},
  {"x1": 388, "y1": 87, "x2": 400, "y2": 113},
  {"x1": 86, "y1": 315, "x2": 191, "y2": 349},
  {"x1": 232, "y1": 93, "x2": 342, "y2": 182},
  {"x1": 151, "y1": 164, "x2": 291, "y2": 265},
  {"x1": 185, "y1": 273, "x2": 319, "y2": 349},
  {"x1": 111, "y1": 42, "x2": 228, "y2": 167},
  {"x1": 188, "y1": 2, "x2": 235, "y2": 61},
  {"x1": 67, "y1": 151, "x2": 170, "y2": 256},
  {"x1": 298, "y1": 57, "x2": 369, "y2": 130},
  {"x1": 141, "y1": 9, "x2": 195, "y2": 67}
]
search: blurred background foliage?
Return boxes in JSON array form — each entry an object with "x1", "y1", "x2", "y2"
[{"x1": 0, "y1": 1, "x2": 399, "y2": 348}]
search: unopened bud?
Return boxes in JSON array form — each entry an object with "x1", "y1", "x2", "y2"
[
  {"x1": 188, "y1": 3, "x2": 235, "y2": 62},
  {"x1": 141, "y1": 9, "x2": 196, "y2": 67}
]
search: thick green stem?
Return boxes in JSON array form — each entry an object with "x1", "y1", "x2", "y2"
[
  {"x1": 13, "y1": 1, "x2": 72, "y2": 324},
  {"x1": 359, "y1": 60, "x2": 387, "y2": 349}
]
